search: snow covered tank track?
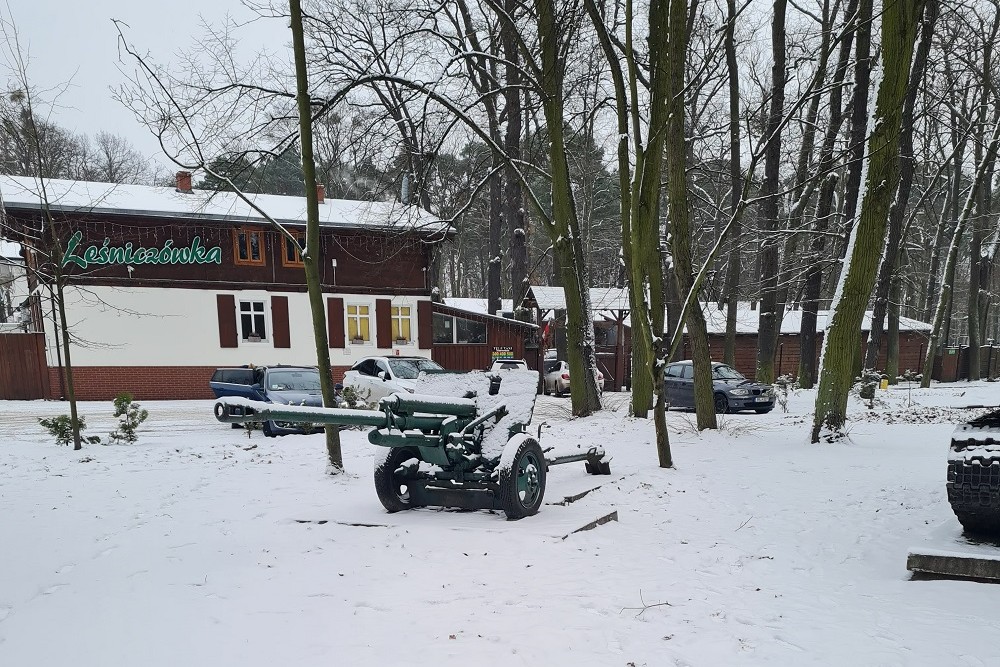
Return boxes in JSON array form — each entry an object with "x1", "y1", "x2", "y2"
[{"x1": 948, "y1": 409, "x2": 1000, "y2": 535}]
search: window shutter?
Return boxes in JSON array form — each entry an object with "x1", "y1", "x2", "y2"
[
  {"x1": 271, "y1": 296, "x2": 290, "y2": 348},
  {"x1": 216, "y1": 294, "x2": 238, "y2": 348},
  {"x1": 417, "y1": 300, "x2": 433, "y2": 349},
  {"x1": 376, "y1": 298, "x2": 392, "y2": 349},
  {"x1": 327, "y1": 297, "x2": 345, "y2": 348}
]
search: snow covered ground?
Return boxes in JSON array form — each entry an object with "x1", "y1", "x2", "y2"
[{"x1": 2, "y1": 382, "x2": 999, "y2": 666}]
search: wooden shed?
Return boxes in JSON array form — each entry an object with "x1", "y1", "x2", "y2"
[{"x1": 429, "y1": 302, "x2": 538, "y2": 372}]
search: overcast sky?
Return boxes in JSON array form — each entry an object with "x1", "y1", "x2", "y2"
[{"x1": 6, "y1": 1, "x2": 288, "y2": 173}]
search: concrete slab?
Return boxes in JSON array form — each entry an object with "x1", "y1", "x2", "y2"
[{"x1": 907, "y1": 521, "x2": 1000, "y2": 582}]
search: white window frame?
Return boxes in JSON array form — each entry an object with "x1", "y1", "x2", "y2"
[
  {"x1": 239, "y1": 299, "x2": 269, "y2": 344},
  {"x1": 391, "y1": 305, "x2": 413, "y2": 344},
  {"x1": 346, "y1": 303, "x2": 372, "y2": 345}
]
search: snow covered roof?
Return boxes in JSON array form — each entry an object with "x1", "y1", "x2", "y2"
[
  {"x1": 699, "y1": 302, "x2": 932, "y2": 334},
  {"x1": 524, "y1": 286, "x2": 629, "y2": 312},
  {"x1": 444, "y1": 297, "x2": 514, "y2": 315},
  {"x1": 0, "y1": 174, "x2": 448, "y2": 235}
]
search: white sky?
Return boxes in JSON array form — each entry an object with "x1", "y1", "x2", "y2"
[{"x1": 5, "y1": 1, "x2": 288, "y2": 172}]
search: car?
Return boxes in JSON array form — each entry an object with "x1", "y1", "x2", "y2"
[
  {"x1": 209, "y1": 365, "x2": 324, "y2": 437},
  {"x1": 342, "y1": 356, "x2": 445, "y2": 404},
  {"x1": 489, "y1": 358, "x2": 529, "y2": 371},
  {"x1": 663, "y1": 360, "x2": 773, "y2": 414},
  {"x1": 542, "y1": 359, "x2": 603, "y2": 396}
]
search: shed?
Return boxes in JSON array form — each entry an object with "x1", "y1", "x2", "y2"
[{"x1": 429, "y1": 302, "x2": 537, "y2": 372}]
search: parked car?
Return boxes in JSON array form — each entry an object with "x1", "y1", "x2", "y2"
[
  {"x1": 663, "y1": 360, "x2": 774, "y2": 414},
  {"x1": 209, "y1": 365, "x2": 324, "y2": 437},
  {"x1": 342, "y1": 356, "x2": 445, "y2": 404},
  {"x1": 542, "y1": 359, "x2": 604, "y2": 396},
  {"x1": 489, "y1": 358, "x2": 529, "y2": 371}
]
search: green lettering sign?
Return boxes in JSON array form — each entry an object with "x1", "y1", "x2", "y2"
[{"x1": 61, "y1": 231, "x2": 223, "y2": 269}]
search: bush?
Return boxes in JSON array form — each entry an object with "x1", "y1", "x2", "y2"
[
  {"x1": 108, "y1": 392, "x2": 149, "y2": 444},
  {"x1": 38, "y1": 415, "x2": 101, "y2": 446}
]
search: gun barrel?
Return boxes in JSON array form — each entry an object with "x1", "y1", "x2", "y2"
[
  {"x1": 380, "y1": 393, "x2": 477, "y2": 417},
  {"x1": 214, "y1": 398, "x2": 388, "y2": 428}
]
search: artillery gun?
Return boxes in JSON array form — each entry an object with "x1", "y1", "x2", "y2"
[{"x1": 214, "y1": 369, "x2": 610, "y2": 520}]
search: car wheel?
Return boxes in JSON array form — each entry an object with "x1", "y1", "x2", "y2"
[
  {"x1": 714, "y1": 393, "x2": 729, "y2": 414},
  {"x1": 262, "y1": 420, "x2": 277, "y2": 437}
]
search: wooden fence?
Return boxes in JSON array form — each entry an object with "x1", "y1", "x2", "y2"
[{"x1": 0, "y1": 333, "x2": 50, "y2": 399}]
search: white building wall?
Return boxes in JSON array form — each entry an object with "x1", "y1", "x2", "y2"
[{"x1": 46, "y1": 286, "x2": 430, "y2": 367}]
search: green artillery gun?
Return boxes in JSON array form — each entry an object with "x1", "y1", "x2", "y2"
[{"x1": 213, "y1": 370, "x2": 610, "y2": 519}]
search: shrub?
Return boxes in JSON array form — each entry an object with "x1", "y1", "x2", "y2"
[
  {"x1": 38, "y1": 415, "x2": 101, "y2": 446},
  {"x1": 108, "y1": 392, "x2": 149, "y2": 444}
]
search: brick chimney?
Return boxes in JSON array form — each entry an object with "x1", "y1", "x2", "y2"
[
  {"x1": 175, "y1": 171, "x2": 193, "y2": 193},
  {"x1": 316, "y1": 183, "x2": 325, "y2": 204}
]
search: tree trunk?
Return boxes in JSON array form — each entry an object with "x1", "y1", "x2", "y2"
[
  {"x1": 666, "y1": 0, "x2": 716, "y2": 431},
  {"x1": 290, "y1": 0, "x2": 343, "y2": 471},
  {"x1": 722, "y1": 0, "x2": 742, "y2": 367},
  {"x1": 812, "y1": 0, "x2": 924, "y2": 441},
  {"x1": 55, "y1": 277, "x2": 81, "y2": 450},
  {"x1": 840, "y1": 0, "x2": 874, "y2": 249},
  {"x1": 503, "y1": 0, "x2": 528, "y2": 318},
  {"x1": 535, "y1": 0, "x2": 602, "y2": 417},
  {"x1": 755, "y1": 0, "x2": 787, "y2": 385},
  {"x1": 864, "y1": 0, "x2": 938, "y2": 372},
  {"x1": 798, "y1": 0, "x2": 857, "y2": 388}
]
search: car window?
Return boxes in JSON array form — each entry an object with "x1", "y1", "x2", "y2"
[
  {"x1": 389, "y1": 358, "x2": 444, "y2": 379},
  {"x1": 353, "y1": 359, "x2": 377, "y2": 376},
  {"x1": 712, "y1": 365, "x2": 745, "y2": 380},
  {"x1": 221, "y1": 369, "x2": 253, "y2": 384},
  {"x1": 680, "y1": 365, "x2": 693, "y2": 379},
  {"x1": 266, "y1": 369, "x2": 321, "y2": 391},
  {"x1": 665, "y1": 365, "x2": 681, "y2": 378},
  {"x1": 544, "y1": 360, "x2": 561, "y2": 373},
  {"x1": 211, "y1": 369, "x2": 225, "y2": 382},
  {"x1": 498, "y1": 362, "x2": 524, "y2": 370},
  {"x1": 375, "y1": 360, "x2": 391, "y2": 377}
]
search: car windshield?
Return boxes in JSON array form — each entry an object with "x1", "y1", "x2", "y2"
[
  {"x1": 267, "y1": 369, "x2": 321, "y2": 392},
  {"x1": 388, "y1": 358, "x2": 444, "y2": 379},
  {"x1": 712, "y1": 365, "x2": 745, "y2": 381}
]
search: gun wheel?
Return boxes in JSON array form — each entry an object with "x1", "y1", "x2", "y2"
[
  {"x1": 374, "y1": 446, "x2": 422, "y2": 513},
  {"x1": 499, "y1": 436, "x2": 546, "y2": 520}
]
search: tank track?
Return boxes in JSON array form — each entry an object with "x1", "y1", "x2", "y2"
[{"x1": 948, "y1": 409, "x2": 1000, "y2": 535}]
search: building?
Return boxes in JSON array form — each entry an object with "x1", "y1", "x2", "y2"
[{"x1": 0, "y1": 172, "x2": 449, "y2": 400}]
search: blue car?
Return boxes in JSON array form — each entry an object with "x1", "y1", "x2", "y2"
[
  {"x1": 209, "y1": 365, "x2": 324, "y2": 437},
  {"x1": 663, "y1": 361, "x2": 774, "y2": 414}
]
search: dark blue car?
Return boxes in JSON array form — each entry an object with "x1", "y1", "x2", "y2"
[
  {"x1": 664, "y1": 361, "x2": 774, "y2": 414},
  {"x1": 209, "y1": 365, "x2": 324, "y2": 437}
]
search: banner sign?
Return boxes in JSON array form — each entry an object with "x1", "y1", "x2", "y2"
[
  {"x1": 61, "y1": 231, "x2": 222, "y2": 269},
  {"x1": 491, "y1": 346, "x2": 514, "y2": 361}
]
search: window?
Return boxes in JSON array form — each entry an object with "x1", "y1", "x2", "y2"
[
  {"x1": 234, "y1": 229, "x2": 265, "y2": 266},
  {"x1": 239, "y1": 301, "x2": 267, "y2": 342},
  {"x1": 352, "y1": 359, "x2": 379, "y2": 376},
  {"x1": 432, "y1": 313, "x2": 487, "y2": 344},
  {"x1": 433, "y1": 312, "x2": 454, "y2": 343},
  {"x1": 665, "y1": 365, "x2": 682, "y2": 378},
  {"x1": 391, "y1": 306, "x2": 412, "y2": 343},
  {"x1": 347, "y1": 304, "x2": 371, "y2": 343},
  {"x1": 282, "y1": 233, "x2": 304, "y2": 267},
  {"x1": 388, "y1": 358, "x2": 443, "y2": 379},
  {"x1": 456, "y1": 316, "x2": 486, "y2": 344},
  {"x1": 680, "y1": 365, "x2": 694, "y2": 379}
]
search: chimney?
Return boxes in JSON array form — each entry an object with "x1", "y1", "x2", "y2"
[
  {"x1": 316, "y1": 183, "x2": 325, "y2": 204},
  {"x1": 175, "y1": 171, "x2": 192, "y2": 193}
]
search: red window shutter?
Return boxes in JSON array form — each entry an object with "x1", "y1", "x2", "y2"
[
  {"x1": 327, "y1": 297, "x2": 345, "y2": 348},
  {"x1": 376, "y1": 298, "x2": 392, "y2": 349},
  {"x1": 217, "y1": 294, "x2": 238, "y2": 348},
  {"x1": 417, "y1": 300, "x2": 433, "y2": 350},
  {"x1": 271, "y1": 296, "x2": 290, "y2": 348}
]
